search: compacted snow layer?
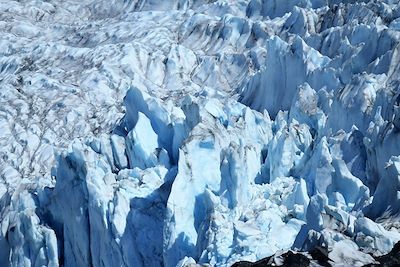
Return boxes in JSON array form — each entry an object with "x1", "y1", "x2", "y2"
[{"x1": 1, "y1": 0, "x2": 400, "y2": 266}]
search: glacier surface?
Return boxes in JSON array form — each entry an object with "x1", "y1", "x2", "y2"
[{"x1": 1, "y1": 0, "x2": 400, "y2": 266}]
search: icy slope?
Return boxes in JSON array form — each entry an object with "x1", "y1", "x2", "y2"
[{"x1": 1, "y1": 0, "x2": 400, "y2": 266}]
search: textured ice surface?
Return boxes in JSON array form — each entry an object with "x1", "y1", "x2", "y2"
[{"x1": 1, "y1": 0, "x2": 400, "y2": 266}]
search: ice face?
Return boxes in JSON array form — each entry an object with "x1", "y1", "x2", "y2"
[{"x1": 1, "y1": 0, "x2": 400, "y2": 266}]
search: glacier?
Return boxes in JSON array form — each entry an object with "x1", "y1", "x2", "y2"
[{"x1": 1, "y1": 0, "x2": 400, "y2": 266}]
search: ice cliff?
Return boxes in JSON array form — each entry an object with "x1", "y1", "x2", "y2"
[{"x1": 1, "y1": 0, "x2": 400, "y2": 266}]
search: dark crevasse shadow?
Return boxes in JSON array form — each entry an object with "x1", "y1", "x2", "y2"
[{"x1": 117, "y1": 167, "x2": 177, "y2": 267}]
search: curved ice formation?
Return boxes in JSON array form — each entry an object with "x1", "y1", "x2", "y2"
[{"x1": 1, "y1": 0, "x2": 400, "y2": 266}]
